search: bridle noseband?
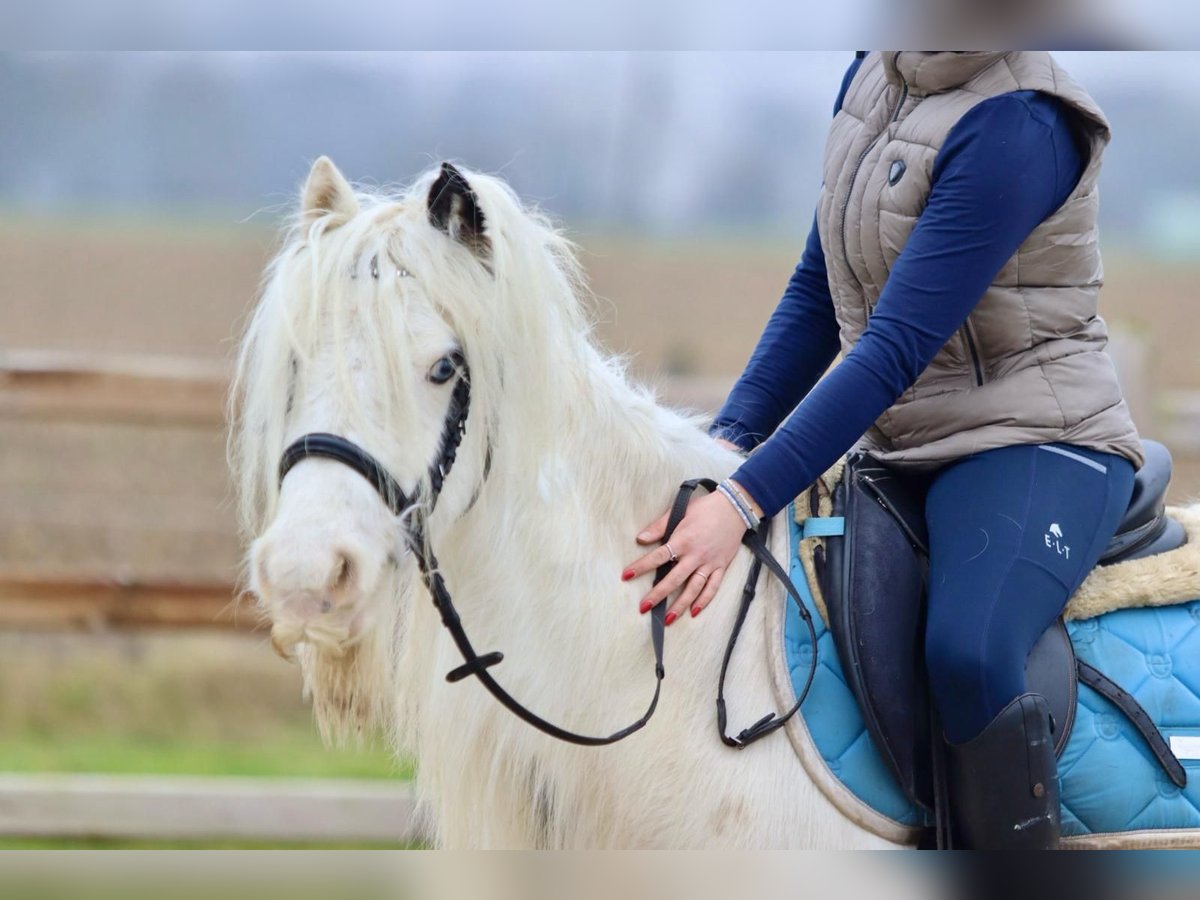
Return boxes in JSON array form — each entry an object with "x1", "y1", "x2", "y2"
[{"x1": 277, "y1": 355, "x2": 819, "y2": 749}]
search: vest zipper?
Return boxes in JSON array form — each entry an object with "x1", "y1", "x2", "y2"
[
  {"x1": 963, "y1": 320, "x2": 985, "y2": 386},
  {"x1": 839, "y1": 79, "x2": 909, "y2": 307}
]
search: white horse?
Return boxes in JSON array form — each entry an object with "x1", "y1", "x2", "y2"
[{"x1": 230, "y1": 156, "x2": 893, "y2": 849}]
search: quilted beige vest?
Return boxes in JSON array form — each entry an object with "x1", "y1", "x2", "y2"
[{"x1": 816, "y1": 51, "x2": 1143, "y2": 470}]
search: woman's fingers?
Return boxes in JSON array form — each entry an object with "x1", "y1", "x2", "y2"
[
  {"x1": 666, "y1": 567, "x2": 715, "y2": 625},
  {"x1": 636, "y1": 511, "x2": 670, "y2": 545},
  {"x1": 624, "y1": 491, "x2": 746, "y2": 625},
  {"x1": 622, "y1": 541, "x2": 677, "y2": 582},
  {"x1": 689, "y1": 567, "x2": 726, "y2": 618},
  {"x1": 637, "y1": 555, "x2": 697, "y2": 614}
]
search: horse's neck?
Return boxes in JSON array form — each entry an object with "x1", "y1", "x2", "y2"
[
  {"x1": 514, "y1": 368, "x2": 727, "y2": 552},
  {"x1": 407, "y1": 363, "x2": 784, "y2": 847},
  {"x1": 428, "y1": 359, "x2": 745, "y2": 694}
]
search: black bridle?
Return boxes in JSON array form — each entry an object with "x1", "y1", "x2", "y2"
[
  {"x1": 277, "y1": 356, "x2": 819, "y2": 748},
  {"x1": 279, "y1": 351, "x2": 474, "y2": 517}
]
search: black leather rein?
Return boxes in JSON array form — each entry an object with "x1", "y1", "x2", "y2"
[{"x1": 277, "y1": 358, "x2": 818, "y2": 748}]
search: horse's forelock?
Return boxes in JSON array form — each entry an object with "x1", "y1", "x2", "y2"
[{"x1": 231, "y1": 164, "x2": 596, "y2": 565}]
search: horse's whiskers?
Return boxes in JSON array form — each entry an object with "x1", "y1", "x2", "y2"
[
  {"x1": 269, "y1": 616, "x2": 356, "y2": 662},
  {"x1": 270, "y1": 625, "x2": 300, "y2": 663}
]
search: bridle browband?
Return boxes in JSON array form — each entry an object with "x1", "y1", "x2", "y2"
[{"x1": 277, "y1": 355, "x2": 819, "y2": 748}]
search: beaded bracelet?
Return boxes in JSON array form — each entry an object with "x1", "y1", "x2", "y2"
[
  {"x1": 724, "y1": 479, "x2": 761, "y2": 523},
  {"x1": 716, "y1": 479, "x2": 760, "y2": 530}
]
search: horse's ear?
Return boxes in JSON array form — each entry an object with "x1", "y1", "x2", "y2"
[
  {"x1": 302, "y1": 156, "x2": 359, "y2": 222},
  {"x1": 427, "y1": 162, "x2": 491, "y2": 260}
]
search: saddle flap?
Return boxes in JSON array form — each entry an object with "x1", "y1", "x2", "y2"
[
  {"x1": 1100, "y1": 439, "x2": 1182, "y2": 564},
  {"x1": 1119, "y1": 439, "x2": 1172, "y2": 535},
  {"x1": 1024, "y1": 621, "x2": 1077, "y2": 756},
  {"x1": 820, "y1": 454, "x2": 934, "y2": 810}
]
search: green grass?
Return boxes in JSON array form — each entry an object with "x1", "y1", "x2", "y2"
[
  {"x1": 0, "y1": 632, "x2": 409, "y2": 777},
  {"x1": 0, "y1": 633, "x2": 417, "y2": 848},
  {"x1": 0, "y1": 732, "x2": 404, "y2": 780}
]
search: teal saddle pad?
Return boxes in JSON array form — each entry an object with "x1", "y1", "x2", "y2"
[{"x1": 783, "y1": 502, "x2": 1200, "y2": 837}]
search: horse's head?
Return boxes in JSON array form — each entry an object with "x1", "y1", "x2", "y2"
[{"x1": 231, "y1": 158, "x2": 544, "y2": 729}]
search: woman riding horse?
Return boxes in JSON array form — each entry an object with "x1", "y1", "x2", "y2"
[{"x1": 622, "y1": 51, "x2": 1143, "y2": 849}]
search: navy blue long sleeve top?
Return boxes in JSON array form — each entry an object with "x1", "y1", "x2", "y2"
[{"x1": 711, "y1": 60, "x2": 1088, "y2": 517}]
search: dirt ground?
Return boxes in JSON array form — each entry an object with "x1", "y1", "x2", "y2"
[{"x1": 2, "y1": 219, "x2": 1198, "y2": 587}]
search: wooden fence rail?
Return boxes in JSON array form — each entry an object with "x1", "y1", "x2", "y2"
[
  {"x1": 0, "y1": 344, "x2": 1176, "y2": 435},
  {"x1": 0, "y1": 774, "x2": 421, "y2": 844},
  {"x1": 0, "y1": 575, "x2": 250, "y2": 632},
  {"x1": 0, "y1": 351, "x2": 735, "y2": 427},
  {"x1": 0, "y1": 349, "x2": 228, "y2": 427}
]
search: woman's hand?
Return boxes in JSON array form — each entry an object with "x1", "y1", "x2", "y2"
[{"x1": 621, "y1": 478, "x2": 763, "y2": 625}]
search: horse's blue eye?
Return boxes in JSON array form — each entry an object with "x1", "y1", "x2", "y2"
[{"x1": 428, "y1": 355, "x2": 458, "y2": 385}]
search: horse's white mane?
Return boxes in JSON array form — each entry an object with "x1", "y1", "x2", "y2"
[{"x1": 230, "y1": 165, "x2": 629, "y2": 539}]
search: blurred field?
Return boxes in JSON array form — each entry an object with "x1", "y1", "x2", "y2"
[
  {"x1": 0, "y1": 631, "x2": 399, "y2": 778},
  {"x1": 1, "y1": 218, "x2": 1198, "y2": 826},
  {"x1": 0, "y1": 629, "x2": 403, "y2": 847},
  {"x1": 2, "y1": 218, "x2": 1198, "y2": 583}
]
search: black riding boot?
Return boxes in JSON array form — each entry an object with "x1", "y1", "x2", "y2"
[{"x1": 946, "y1": 693, "x2": 1061, "y2": 849}]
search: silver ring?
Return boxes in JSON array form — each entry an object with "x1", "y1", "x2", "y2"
[
  {"x1": 664, "y1": 542, "x2": 678, "y2": 563},
  {"x1": 694, "y1": 570, "x2": 710, "y2": 581}
]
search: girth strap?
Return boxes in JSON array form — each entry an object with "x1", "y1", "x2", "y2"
[{"x1": 1077, "y1": 659, "x2": 1187, "y2": 788}]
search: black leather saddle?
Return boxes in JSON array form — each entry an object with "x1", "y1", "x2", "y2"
[{"x1": 814, "y1": 439, "x2": 1188, "y2": 814}]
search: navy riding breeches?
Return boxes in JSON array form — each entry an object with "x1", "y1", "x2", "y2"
[{"x1": 924, "y1": 442, "x2": 1136, "y2": 744}]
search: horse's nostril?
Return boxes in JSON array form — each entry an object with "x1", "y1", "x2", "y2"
[{"x1": 252, "y1": 538, "x2": 368, "y2": 622}]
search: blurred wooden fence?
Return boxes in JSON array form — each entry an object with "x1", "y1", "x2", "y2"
[
  {"x1": 1163, "y1": 390, "x2": 1200, "y2": 455},
  {"x1": 0, "y1": 349, "x2": 226, "y2": 427},
  {"x1": 2, "y1": 351, "x2": 733, "y2": 428},
  {"x1": 0, "y1": 574, "x2": 250, "y2": 632},
  {"x1": 3, "y1": 343, "x2": 1196, "y2": 633},
  {"x1": 0, "y1": 773, "x2": 422, "y2": 845},
  {"x1": 0, "y1": 350, "x2": 235, "y2": 631}
]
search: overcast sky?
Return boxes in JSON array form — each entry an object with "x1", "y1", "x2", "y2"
[{"x1": 4, "y1": 51, "x2": 1198, "y2": 242}]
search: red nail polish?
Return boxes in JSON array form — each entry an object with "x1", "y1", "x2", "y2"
[
  {"x1": 665, "y1": 611, "x2": 677, "y2": 626},
  {"x1": 639, "y1": 599, "x2": 652, "y2": 614},
  {"x1": 622, "y1": 569, "x2": 635, "y2": 582},
  {"x1": 691, "y1": 605, "x2": 701, "y2": 618}
]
